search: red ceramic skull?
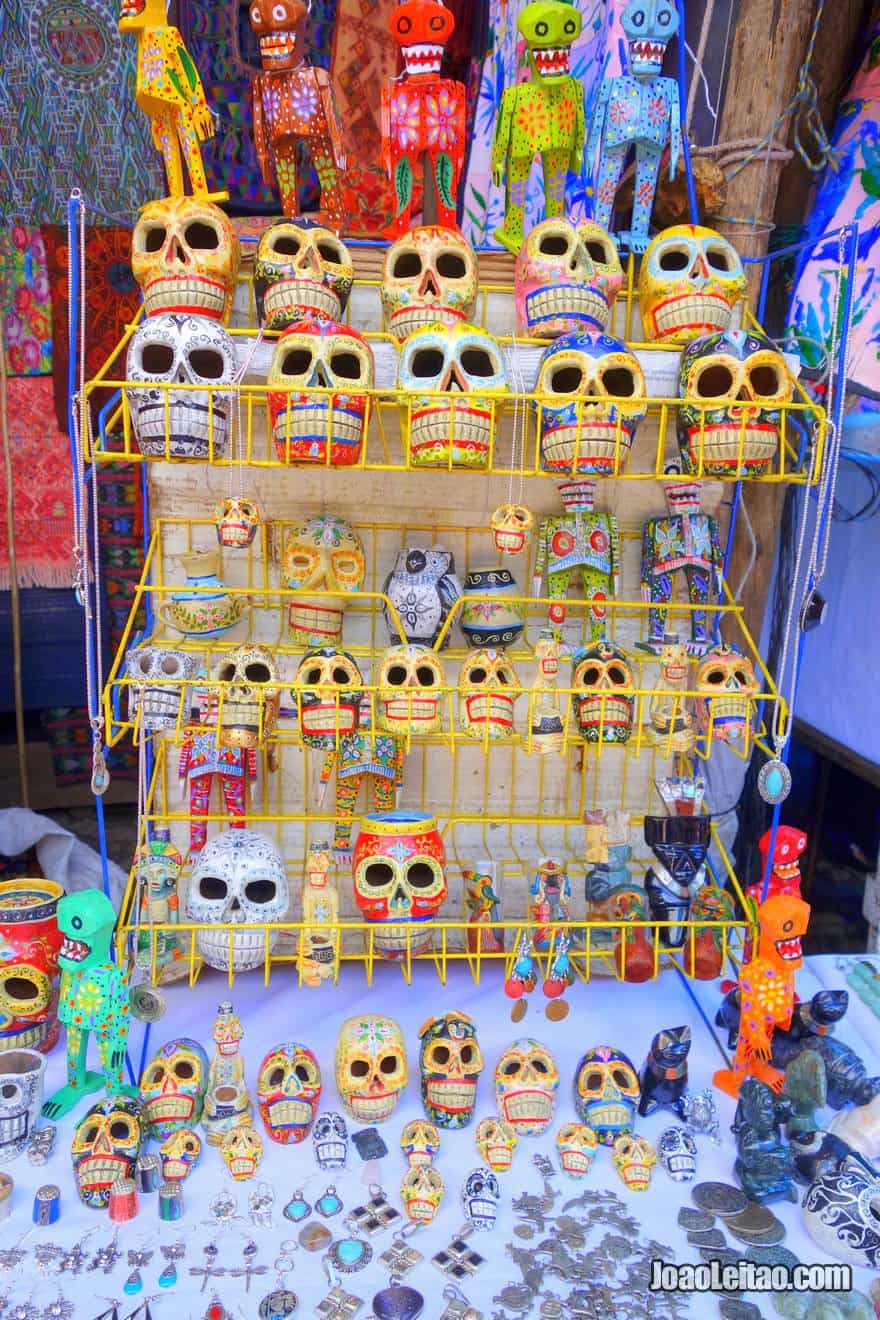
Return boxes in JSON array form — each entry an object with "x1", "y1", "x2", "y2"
[{"x1": 0, "y1": 880, "x2": 64, "y2": 1055}]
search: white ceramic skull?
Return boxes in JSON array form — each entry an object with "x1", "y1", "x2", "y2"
[
  {"x1": 131, "y1": 195, "x2": 240, "y2": 321},
  {"x1": 461, "y1": 1166, "x2": 500, "y2": 1230},
  {"x1": 515, "y1": 218, "x2": 623, "y2": 337},
  {"x1": 126, "y1": 313, "x2": 236, "y2": 458},
  {"x1": 334, "y1": 1014, "x2": 408, "y2": 1123},
  {"x1": 184, "y1": 828, "x2": 289, "y2": 973},
  {"x1": 212, "y1": 644, "x2": 281, "y2": 748},
  {"x1": 124, "y1": 645, "x2": 198, "y2": 730},
  {"x1": 398, "y1": 322, "x2": 508, "y2": 469},
  {"x1": 377, "y1": 644, "x2": 446, "y2": 738},
  {"x1": 535, "y1": 332, "x2": 647, "y2": 475},
  {"x1": 639, "y1": 225, "x2": 746, "y2": 345},
  {"x1": 612, "y1": 1132, "x2": 657, "y2": 1191},
  {"x1": 658, "y1": 1126, "x2": 697, "y2": 1183},
  {"x1": 254, "y1": 219, "x2": 354, "y2": 329},
  {"x1": 0, "y1": 1050, "x2": 45, "y2": 1162},
  {"x1": 556, "y1": 1122, "x2": 598, "y2": 1178},
  {"x1": 459, "y1": 649, "x2": 520, "y2": 741},
  {"x1": 381, "y1": 226, "x2": 478, "y2": 340},
  {"x1": 401, "y1": 1164, "x2": 445, "y2": 1223},
  {"x1": 383, "y1": 546, "x2": 463, "y2": 649},
  {"x1": 476, "y1": 1116, "x2": 518, "y2": 1171},
  {"x1": 489, "y1": 504, "x2": 535, "y2": 555},
  {"x1": 313, "y1": 1112, "x2": 349, "y2": 1169},
  {"x1": 267, "y1": 320, "x2": 374, "y2": 466},
  {"x1": 494, "y1": 1039, "x2": 559, "y2": 1136}
]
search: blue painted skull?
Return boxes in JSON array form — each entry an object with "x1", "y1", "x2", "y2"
[
  {"x1": 573, "y1": 1045, "x2": 641, "y2": 1144},
  {"x1": 535, "y1": 332, "x2": 646, "y2": 475}
]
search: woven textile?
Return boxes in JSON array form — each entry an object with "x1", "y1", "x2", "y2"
[
  {"x1": 0, "y1": 377, "x2": 73, "y2": 588},
  {"x1": 0, "y1": 227, "x2": 52, "y2": 376}
]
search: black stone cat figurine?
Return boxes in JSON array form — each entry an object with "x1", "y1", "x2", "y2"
[{"x1": 638, "y1": 1025, "x2": 691, "y2": 1117}]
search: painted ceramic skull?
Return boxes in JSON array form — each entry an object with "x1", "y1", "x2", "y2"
[
  {"x1": 377, "y1": 644, "x2": 446, "y2": 737},
  {"x1": 401, "y1": 1118, "x2": 441, "y2": 1166},
  {"x1": 215, "y1": 497, "x2": 262, "y2": 549},
  {"x1": 126, "y1": 313, "x2": 236, "y2": 458},
  {"x1": 401, "y1": 1163, "x2": 445, "y2": 1223},
  {"x1": 612, "y1": 1133, "x2": 656, "y2": 1191},
  {"x1": 571, "y1": 642, "x2": 635, "y2": 744},
  {"x1": 352, "y1": 811, "x2": 447, "y2": 959},
  {"x1": 658, "y1": 1126, "x2": 697, "y2": 1182},
  {"x1": 268, "y1": 320, "x2": 373, "y2": 466},
  {"x1": 257, "y1": 1042, "x2": 322, "y2": 1144},
  {"x1": 476, "y1": 1116, "x2": 518, "y2": 1171},
  {"x1": 490, "y1": 503, "x2": 535, "y2": 555},
  {"x1": 212, "y1": 644, "x2": 280, "y2": 748},
  {"x1": 535, "y1": 332, "x2": 646, "y2": 475},
  {"x1": 124, "y1": 644, "x2": 198, "y2": 731},
  {"x1": 398, "y1": 322, "x2": 508, "y2": 469},
  {"x1": 131, "y1": 196, "x2": 240, "y2": 321},
  {"x1": 381, "y1": 226, "x2": 477, "y2": 340},
  {"x1": 384, "y1": 545, "x2": 462, "y2": 649},
  {"x1": 695, "y1": 643, "x2": 759, "y2": 744},
  {"x1": 678, "y1": 329, "x2": 792, "y2": 476},
  {"x1": 255, "y1": 220, "x2": 354, "y2": 329},
  {"x1": 139, "y1": 1037, "x2": 210, "y2": 1139},
  {"x1": 515, "y1": 219, "x2": 622, "y2": 338},
  {"x1": 282, "y1": 515, "x2": 366, "y2": 646},
  {"x1": 221, "y1": 1123, "x2": 263, "y2": 1181},
  {"x1": 0, "y1": 1050, "x2": 45, "y2": 1162},
  {"x1": 160, "y1": 1127, "x2": 202, "y2": 1180},
  {"x1": 556, "y1": 1122, "x2": 598, "y2": 1178},
  {"x1": 419, "y1": 1011, "x2": 483, "y2": 1128},
  {"x1": 459, "y1": 648, "x2": 520, "y2": 741},
  {"x1": 313, "y1": 1111, "x2": 348, "y2": 1168},
  {"x1": 70, "y1": 1095, "x2": 144, "y2": 1208},
  {"x1": 294, "y1": 646, "x2": 362, "y2": 747},
  {"x1": 494, "y1": 1039, "x2": 559, "y2": 1136},
  {"x1": 639, "y1": 225, "x2": 746, "y2": 345},
  {"x1": 573, "y1": 1046, "x2": 640, "y2": 1145},
  {"x1": 184, "y1": 828, "x2": 290, "y2": 973},
  {"x1": 334, "y1": 1014, "x2": 408, "y2": 1123},
  {"x1": 461, "y1": 1166, "x2": 500, "y2": 1230}
]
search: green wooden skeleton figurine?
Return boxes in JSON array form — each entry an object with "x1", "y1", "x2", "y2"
[
  {"x1": 43, "y1": 890, "x2": 136, "y2": 1120},
  {"x1": 491, "y1": 0, "x2": 585, "y2": 254}
]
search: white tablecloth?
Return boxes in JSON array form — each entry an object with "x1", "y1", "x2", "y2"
[{"x1": 8, "y1": 957, "x2": 879, "y2": 1318}]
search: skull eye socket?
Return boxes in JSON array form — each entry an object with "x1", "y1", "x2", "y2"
[
  {"x1": 138, "y1": 654, "x2": 153, "y2": 675},
  {"x1": 436, "y1": 251, "x2": 468, "y2": 280},
  {"x1": 703, "y1": 667, "x2": 726, "y2": 686},
  {"x1": 81, "y1": 1123, "x2": 100, "y2": 1144},
  {"x1": 379, "y1": 1054, "x2": 399, "y2": 1076},
  {"x1": 244, "y1": 879, "x2": 279, "y2": 905},
  {"x1": 607, "y1": 664, "x2": 629, "y2": 686},
  {"x1": 173, "y1": 1059, "x2": 195, "y2": 1080},
  {"x1": 497, "y1": 668, "x2": 512, "y2": 686},
  {"x1": 584, "y1": 238, "x2": 614, "y2": 264},
  {"x1": 531, "y1": 1056, "x2": 550, "y2": 1074},
  {"x1": 460, "y1": 348, "x2": 498, "y2": 378},
  {"x1": 188, "y1": 348, "x2": 226, "y2": 381},
  {"x1": 415, "y1": 665, "x2": 437, "y2": 686},
  {"x1": 270, "y1": 234, "x2": 300, "y2": 257},
  {"x1": 362, "y1": 862, "x2": 395, "y2": 889},
  {"x1": 749, "y1": 363, "x2": 783, "y2": 396},
  {"x1": 601, "y1": 366, "x2": 637, "y2": 397},
  {"x1": 267, "y1": 1066, "x2": 285, "y2": 1087},
  {"x1": 460, "y1": 1044, "x2": 475, "y2": 1064},
  {"x1": 109, "y1": 1117, "x2": 135, "y2": 1142},
  {"x1": 198, "y1": 875, "x2": 228, "y2": 901},
  {"x1": 406, "y1": 862, "x2": 437, "y2": 890},
  {"x1": 469, "y1": 667, "x2": 487, "y2": 683},
  {"x1": 695, "y1": 363, "x2": 735, "y2": 398},
  {"x1": 294, "y1": 1062, "x2": 314, "y2": 1083},
  {"x1": 281, "y1": 348, "x2": 314, "y2": 376},
  {"x1": 141, "y1": 343, "x2": 175, "y2": 375},
  {"x1": 144, "y1": 1063, "x2": 165, "y2": 1086},
  {"x1": 329, "y1": 351, "x2": 364, "y2": 381},
  {"x1": 547, "y1": 364, "x2": 583, "y2": 393},
  {"x1": 658, "y1": 246, "x2": 690, "y2": 272},
  {"x1": 581, "y1": 665, "x2": 601, "y2": 685},
  {"x1": 317, "y1": 239, "x2": 346, "y2": 264},
  {"x1": 538, "y1": 233, "x2": 571, "y2": 257},
  {"x1": 429, "y1": 1043, "x2": 451, "y2": 1066},
  {"x1": 395, "y1": 13, "x2": 412, "y2": 33},
  {"x1": 391, "y1": 251, "x2": 422, "y2": 280},
  {"x1": 332, "y1": 666, "x2": 353, "y2": 684},
  {"x1": 429, "y1": 13, "x2": 445, "y2": 29},
  {"x1": 612, "y1": 1066, "x2": 635, "y2": 1089},
  {"x1": 142, "y1": 224, "x2": 166, "y2": 254},
  {"x1": 411, "y1": 347, "x2": 445, "y2": 379},
  {"x1": 3, "y1": 975, "x2": 40, "y2": 1003},
  {"x1": 302, "y1": 666, "x2": 323, "y2": 684},
  {"x1": 244, "y1": 662, "x2": 272, "y2": 683},
  {"x1": 501, "y1": 1058, "x2": 522, "y2": 1077},
  {"x1": 332, "y1": 552, "x2": 362, "y2": 576},
  {"x1": 732, "y1": 666, "x2": 750, "y2": 686},
  {"x1": 349, "y1": 1058, "x2": 370, "y2": 1078},
  {"x1": 0, "y1": 1083, "x2": 19, "y2": 1101},
  {"x1": 584, "y1": 1069, "x2": 603, "y2": 1090},
  {"x1": 161, "y1": 655, "x2": 183, "y2": 676},
  {"x1": 705, "y1": 244, "x2": 735, "y2": 273},
  {"x1": 183, "y1": 221, "x2": 221, "y2": 251},
  {"x1": 217, "y1": 663, "x2": 236, "y2": 682},
  {"x1": 385, "y1": 664, "x2": 408, "y2": 686}
]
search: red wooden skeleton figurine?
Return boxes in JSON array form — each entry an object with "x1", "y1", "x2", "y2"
[
  {"x1": 381, "y1": 0, "x2": 466, "y2": 238},
  {"x1": 249, "y1": 0, "x2": 347, "y2": 226}
]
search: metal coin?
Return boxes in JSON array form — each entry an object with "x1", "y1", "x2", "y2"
[
  {"x1": 686, "y1": 1229, "x2": 727, "y2": 1248},
  {"x1": 130, "y1": 983, "x2": 167, "y2": 1023},
  {"x1": 719, "y1": 1302, "x2": 761, "y2": 1320},
  {"x1": 726, "y1": 1219, "x2": 786, "y2": 1247},
  {"x1": 678, "y1": 1208, "x2": 714, "y2": 1232},
  {"x1": 511, "y1": 999, "x2": 528, "y2": 1023},
  {"x1": 743, "y1": 1245, "x2": 800, "y2": 1270},
  {"x1": 298, "y1": 1223, "x2": 331, "y2": 1252},
  {"x1": 720, "y1": 1202, "x2": 777, "y2": 1233},
  {"x1": 698, "y1": 1248, "x2": 742, "y2": 1268},
  {"x1": 691, "y1": 1183, "x2": 748, "y2": 1217},
  {"x1": 545, "y1": 1000, "x2": 569, "y2": 1022}
]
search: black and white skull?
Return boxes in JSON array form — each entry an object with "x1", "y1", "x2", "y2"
[
  {"x1": 126, "y1": 313, "x2": 235, "y2": 458},
  {"x1": 658, "y1": 1126, "x2": 697, "y2": 1183},
  {"x1": 124, "y1": 645, "x2": 198, "y2": 730},
  {"x1": 461, "y1": 1166, "x2": 500, "y2": 1230},
  {"x1": 313, "y1": 1111, "x2": 348, "y2": 1169},
  {"x1": 184, "y1": 828, "x2": 289, "y2": 973},
  {"x1": 0, "y1": 1050, "x2": 45, "y2": 1161}
]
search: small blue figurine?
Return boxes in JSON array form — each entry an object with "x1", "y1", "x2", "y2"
[
  {"x1": 732, "y1": 1078, "x2": 797, "y2": 1203},
  {"x1": 585, "y1": 0, "x2": 682, "y2": 253}
]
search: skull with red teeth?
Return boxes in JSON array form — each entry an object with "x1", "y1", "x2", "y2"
[
  {"x1": 758, "y1": 825, "x2": 807, "y2": 892},
  {"x1": 494, "y1": 1038, "x2": 559, "y2": 1136},
  {"x1": 257, "y1": 1042, "x2": 322, "y2": 1144},
  {"x1": 419, "y1": 1011, "x2": 484, "y2": 1129},
  {"x1": 556, "y1": 1122, "x2": 598, "y2": 1177}
]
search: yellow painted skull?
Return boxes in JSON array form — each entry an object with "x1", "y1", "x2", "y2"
[
  {"x1": 131, "y1": 196, "x2": 240, "y2": 322},
  {"x1": 334, "y1": 1014, "x2": 408, "y2": 1123},
  {"x1": 638, "y1": 225, "x2": 746, "y2": 345},
  {"x1": 282, "y1": 515, "x2": 366, "y2": 646}
]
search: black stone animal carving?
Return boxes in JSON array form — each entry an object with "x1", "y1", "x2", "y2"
[
  {"x1": 638, "y1": 1025, "x2": 691, "y2": 1117},
  {"x1": 732, "y1": 1078, "x2": 796, "y2": 1203},
  {"x1": 789, "y1": 1128, "x2": 852, "y2": 1186}
]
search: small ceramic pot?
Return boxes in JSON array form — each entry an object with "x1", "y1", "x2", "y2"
[
  {"x1": 0, "y1": 880, "x2": 64, "y2": 1054},
  {"x1": 0, "y1": 1049, "x2": 46, "y2": 1161},
  {"x1": 802, "y1": 1154, "x2": 880, "y2": 1268},
  {"x1": 460, "y1": 568, "x2": 525, "y2": 649},
  {"x1": 352, "y1": 813, "x2": 447, "y2": 961},
  {"x1": 157, "y1": 551, "x2": 250, "y2": 637}
]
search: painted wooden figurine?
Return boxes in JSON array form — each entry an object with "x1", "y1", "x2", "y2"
[
  {"x1": 119, "y1": 0, "x2": 217, "y2": 196},
  {"x1": 134, "y1": 827, "x2": 187, "y2": 983},
  {"x1": 299, "y1": 842, "x2": 339, "y2": 986},
  {"x1": 585, "y1": 0, "x2": 682, "y2": 254},
  {"x1": 203, "y1": 1001, "x2": 253, "y2": 1145},
  {"x1": 381, "y1": 0, "x2": 467, "y2": 239},
  {"x1": 530, "y1": 857, "x2": 570, "y2": 952},
  {"x1": 648, "y1": 633, "x2": 695, "y2": 752},
  {"x1": 179, "y1": 687, "x2": 258, "y2": 856},
  {"x1": 463, "y1": 865, "x2": 504, "y2": 954},
  {"x1": 641, "y1": 475, "x2": 723, "y2": 655},
  {"x1": 249, "y1": 0, "x2": 347, "y2": 226},
  {"x1": 491, "y1": 0, "x2": 585, "y2": 254},
  {"x1": 529, "y1": 632, "x2": 564, "y2": 754},
  {"x1": 320, "y1": 695, "x2": 405, "y2": 858},
  {"x1": 532, "y1": 480, "x2": 620, "y2": 641}
]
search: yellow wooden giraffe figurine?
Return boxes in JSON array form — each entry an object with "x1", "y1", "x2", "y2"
[{"x1": 119, "y1": 0, "x2": 222, "y2": 198}]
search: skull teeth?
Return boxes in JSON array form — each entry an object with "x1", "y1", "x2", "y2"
[
  {"x1": 371, "y1": 923, "x2": 435, "y2": 957},
  {"x1": 196, "y1": 927, "x2": 280, "y2": 974},
  {"x1": 620, "y1": 1164, "x2": 652, "y2": 1188},
  {"x1": 484, "y1": 1147, "x2": 513, "y2": 1169},
  {"x1": 493, "y1": 530, "x2": 526, "y2": 553},
  {"x1": 684, "y1": 424, "x2": 778, "y2": 473},
  {"x1": 162, "y1": 1159, "x2": 189, "y2": 1179},
  {"x1": 146, "y1": 1096, "x2": 195, "y2": 1125},
  {"x1": 272, "y1": 403, "x2": 365, "y2": 464},
  {"x1": 0, "y1": 1111, "x2": 28, "y2": 1145},
  {"x1": 266, "y1": 1097, "x2": 313, "y2": 1127},
  {"x1": 586, "y1": 1105, "x2": 631, "y2": 1136},
  {"x1": 533, "y1": 46, "x2": 571, "y2": 76},
  {"x1": 382, "y1": 698, "x2": 438, "y2": 726},
  {"x1": 526, "y1": 285, "x2": 609, "y2": 332},
  {"x1": 349, "y1": 1093, "x2": 398, "y2": 1121},
  {"x1": 389, "y1": 305, "x2": 466, "y2": 338},
  {"x1": 134, "y1": 686, "x2": 183, "y2": 730},
  {"x1": 651, "y1": 294, "x2": 732, "y2": 339},
  {"x1": 77, "y1": 1155, "x2": 129, "y2": 1188},
  {"x1": 560, "y1": 1151, "x2": 591, "y2": 1173},
  {"x1": 501, "y1": 1091, "x2": 554, "y2": 1129},
  {"x1": 425, "y1": 1079, "x2": 477, "y2": 1114},
  {"x1": 263, "y1": 278, "x2": 341, "y2": 326},
  {"x1": 131, "y1": 399, "x2": 229, "y2": 458},
  {"x1": 409, "y1": 405, "x2": 492, "y2": 467},
  {"x1": 301, "y1": 705, "x2": 357, "y2": 736},
  {"x1": 289, "y1": 603, "x2": 344, "y2": 644},
  {"x1": 401, "y1": 42, "x2": 444, "y2": 74},
  {"x1": 463, "y1": 694, "x2": 516, "y2": 736},
  {"x1": 705, "y1": 697, "x2": 749, "y2": 727},
  {"x1": 315, "y1": 1141, "x2": 347, "y2": 1167},
  {"x1": 0, "y1": 1023, "x2": 48, "y2": 1051},
  {"x1": 541, "y1": 423, "x2": 632, "y2": 474},
  {"x1": 405, "y1": 1198, "x2": 439, "y2": 1222},
  {"x1": 143, "y1": 276, "x2": 228, "y2": 319},
  {"x1": 578, "y1": 697, "x2": 632, "y2": 732}
]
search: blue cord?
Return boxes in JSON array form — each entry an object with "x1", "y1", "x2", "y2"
[{"x1": 676, "y1": 0, "x2": 699, "y2": 225}]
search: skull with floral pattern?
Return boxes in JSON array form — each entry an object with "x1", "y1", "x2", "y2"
[
  {"x1": 257, "y1": 1042, "x2": 322, "y2": 1144},
  {"x1": 334, "y1": 1014, "x2": 408, "y2": 1123},
  {"x1": 573, "y1": 1045, "x2": 640, "y2": 1145},
  {"x1": 494, "y1": 1038, "x2": 559, "y2": 1136},
  {"x1": 419, "y1": 1011, "x2": 483, "y2": 1129},
  {"x1": 71, "y1": 1094, "x2": 144, "y2": 1208},
  {"x1": 139, "y1": 1037, "x2": 210, "y2": 1140}
]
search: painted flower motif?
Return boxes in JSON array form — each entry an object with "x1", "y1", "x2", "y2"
[
  {"x1": 141, "y1": 37, "x2": 164, "y2": 83},
  {"x1": 609, "y1": 99, "x2": 632, "y2": 127},
  {"x1": 289, "y1": 82, "x2": 320, "y2": 123},
  {"x1": 515, "y1": 97, "x2": 548, "y2": 139},
  {"x1": 393, "y1": 91, "x2": 421, "y2": 150},
  {"x1": 654, "y1": 523, "x2": 680, "y2": 561},
  {"x1": 13, "y1": 287, "x2": 32, "y2": 315},
  {"x1": 646, "y1": 94, "x2": 667, "y2": 128},
  {"x1": 425, "y1": 87, "x2": 458, "y2": 151}
]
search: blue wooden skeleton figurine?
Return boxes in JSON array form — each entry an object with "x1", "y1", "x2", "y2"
[{"x1": 586, "y1": 0, "x2": 682, "y2": 254}]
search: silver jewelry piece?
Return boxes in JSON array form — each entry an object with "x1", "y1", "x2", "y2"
[
  {"x1": 315, "y1": 1283, "x2": 363, "y2": 1318},
  {"x1": 248, "y1": 1183, "x2": 275, "y2": 1228},
  {"x1": 345, "y1": 1186, "x2": 400, "y2": 1236}
]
